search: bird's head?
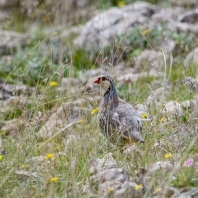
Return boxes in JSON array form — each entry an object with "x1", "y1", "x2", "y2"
[{"x1": 94, "y1": 75, "x2": 113, "y2": 91}]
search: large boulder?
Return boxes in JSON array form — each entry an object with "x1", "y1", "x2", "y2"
[{"x1": 74, "y1": 1, "x2": 157, "y2": 51}]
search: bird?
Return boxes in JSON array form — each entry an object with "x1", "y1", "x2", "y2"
[{"x1": 94, "y1": 74, "x2": 144, "y2": 148}]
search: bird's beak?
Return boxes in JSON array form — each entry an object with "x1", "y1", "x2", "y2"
[{"x1": 94, "y1": 79, "x2": 100, "y2": 84}]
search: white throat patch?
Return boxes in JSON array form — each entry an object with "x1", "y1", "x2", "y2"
[{"x1": 100, "y1": 80, "x2": 111, "y2": 95}]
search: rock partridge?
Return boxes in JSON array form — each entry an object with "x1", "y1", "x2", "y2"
[{"x1": 94, "y1": 74, "x2": 144, "y2": 147}]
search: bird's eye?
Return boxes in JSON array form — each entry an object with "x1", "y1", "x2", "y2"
[{"x1": 101, "y1": 77, "x2": 106, "y2": 81}]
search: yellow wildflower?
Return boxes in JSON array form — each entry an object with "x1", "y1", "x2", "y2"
[
  {"x1": 49, "y1": 81, "x2": 58, "y2": 87},
  {"x1": 107, "y1": 187, "x2": 114, "y2": 193},
  {"x1": 160, "y1": 117, "x2": 165, "y2": 122},
  {"x1": 165, "y1": 153, "x2": 172, "y2": 159},
  {"x1": 21, "y1": 164, "x2": 29, "y2": 168},
  {"x1": 91, "y1": 107, "x2": 99, "y2": 115},
  {"x1": 142, "y1": 29, "x2": 149, "y2": 36},
  {"x1": 55, "y1": 146, "x2": 60, "y2": 151},
  {"x1": 46, "y1": 153, "x2": 55, "y2": 160},
  {"x1": 0, "y1": 155, "x2": 3, "y2": 160},
  {"x1": 49, "y1": 177, "x2": 58, "y2": 182},
  {"x1": 141, "y1": 113, "x2": 148, "y2": 119},
  {"x1": 117, "y1": 1, "x2": 125, "y2": 7},
  {"x1": 135, "y1": 184, "x2": 143, "y2": 190},
  {"x1": 78, "y1": 120, "x2": 84, "y2": 124},
  {"x1": 154, "y1": 187, "x2": 161, "y2": 193}
]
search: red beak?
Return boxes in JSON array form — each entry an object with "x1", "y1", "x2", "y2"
[{"x1": 94, "y1": 79, "x2": 100, "y2": 84}]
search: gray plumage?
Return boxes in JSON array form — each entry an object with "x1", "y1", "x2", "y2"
[{"x1": 94, "y1": 74, "x2": 144, "y2": 147}]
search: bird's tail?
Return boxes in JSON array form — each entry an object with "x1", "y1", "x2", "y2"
[{"x1": 131, "y1": 131, "x2": 145, "y2": 142}]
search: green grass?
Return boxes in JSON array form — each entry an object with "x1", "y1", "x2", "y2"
[
  {"x1": 1, "y1": 1, "x2": 198, "y2": 197},
  {"x1": 1, "y1": 55, "x2": 198, "y2": 197}
]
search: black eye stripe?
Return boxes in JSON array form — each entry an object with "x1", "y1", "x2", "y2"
[{"x1": 100, "y1": 77, "x2": 110, "y2": 81}]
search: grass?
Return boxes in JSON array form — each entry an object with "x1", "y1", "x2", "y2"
[
  {"x1": 1, "y1": 1, "x2": 198, "y2": 197},
  {"x1": 1, "y1": 50, "x2": 198, "y2": 197}
]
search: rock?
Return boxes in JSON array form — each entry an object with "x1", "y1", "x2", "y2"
[
  {"x1": 37, "y1": 103, "x2": 83, "y2": 139},
  {"x1": 146, "y1": 86, "x2": 171, "y2": 106},
  {"x1": 61, "y1": 77, "x2": 81, "y2": 88},
  {"x1": 0, "y1": 90, "x2": 12, "y2": 100},
  {"x1": 182, "y1": 76, "x2": 198, "y2": 91},
  {"x1": 149, "y1": 161, "x2": 174, "y2": 172},
  {"x1": 123, "y1": 144, "x2": 142, "y2": 156},
  {"x1": 178, "y1": 9, "x2": 198, "y2": 24},
  {"x1": 79, "y1": 68, "x2": 105, "y2": 78},
  {"x1": 37, "y1": 95, "x2": 99, "y2": 139},
  {"x1": 181, "y1": 99, "x2": 192, "y2": 108},
  {"x1": 0, "y1": 79, "x2": 34, "y2": 100},
  {"x1": 152, "y1": 8, "x2": 183, "y2": 23},
  {"x1": 184, "y1": 47, "x2": 198, "y2": 67},
  {"x1": 0, "y1": 11, "x2": 9, "y2": 21},
  {"x1": 27, "y1": 155, "x2": 46, "y2": 164},
  {"x1": 117, "y1": 69, "x2": 164, "y2": 83},
  {"x1": 0, "y1": 0, "x2": 19, "y2": 8},
  {"x1": 1, "y1": 118, "x2": 25, "y2": 137},
  {"x1": 61, "y1": 25, "x2": 84, "y2": 38},
  {"x1": 0, "y1": 30, "x2": 28, "y2": 55},
  {"x1": 170, "y1": 0, "x2": 198, "y2": 7},
  {"x1": 95, "y1": 153, "x2": 117, "y2": 169},
  {"x1": 20, "y1": 0, "x2": 40, "y2": 15},
  {"x1": 171, "y1": 188, "x2": 198, "y2": 198},
  {"x1": 154, "y1": 187, "x2": 177, "y2": 198},
  {"x1": 57, "y1": 77, "x2": 82, "y2": 94},
  {"x1": 134, "y1": 103, "x2": 148, "y2": 118},
  {"x1": 161, "y1": 39, "x2": 176, "y2": 53},
  {"x1": 6, "y1": 96, "x2": 29, "y2": 106},
  {"x1": 25, "y1": 155, "x2": 51, "y2": 173},
  {"x1": 134, "y1": 50, "x2": 165, "y2": 72},
  {"x1": 89, "y1": 159, "x2": 142, "y2": 198},
  {"x1": 15, "y1": 170, "x2": 37, "y2": 181},
  {"x1": 161, "y1": 101, "x2": 183, "y2": 117},
  {"x1": 74, "y1": 1, "x2": 157, "y2": 51},
  {"x1": 169, "y1": 20, "x2": 198, "y2": 34}
]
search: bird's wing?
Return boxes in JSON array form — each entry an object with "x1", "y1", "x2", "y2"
[{"x1": 110, "y1": 103, "x2": 144, "y2": 142}]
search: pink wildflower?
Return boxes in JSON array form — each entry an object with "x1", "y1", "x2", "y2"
[{"x1": 183, "y1": 158, "x2": 194, "y2": 167}]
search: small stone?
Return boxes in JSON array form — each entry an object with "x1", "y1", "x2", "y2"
[
  {"x1": 161, "y1": 101, "x2": 183, "y2": 117},
  {"x1": 149, "y1": 161, "x2": 174, "y2": 172}
]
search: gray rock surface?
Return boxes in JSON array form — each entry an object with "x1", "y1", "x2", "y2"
[
  {"x1": 74, "y1": 1, "x2": 157, "y2": 51},
  {"x1": 170, "y1": 0, "x2": 198, "y2": 7},
  {"x1": 0, "y1": 30, "x2": 28, "y2": 55},
  {"x1": 90, "y1": 157, "x2": 142, "y2": 198},
  {"x1": 182, "y1": 76, "x2": 198, "y2": 91},
  {"x1": 0, "y1": 0, "x2": 19, "y2": 8},
  {"x1": 134, "y1": 50, "x2": 165, "y2": 72},
  {"x1": 171, "y1": 188, "x2": 198, "y2": 198},
  {"x1": 178, "y1": 9, "x2": 198, "y2": 23},
  {"x1": 184, "y1": 47, "x2": 198, "y2": 66}
]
